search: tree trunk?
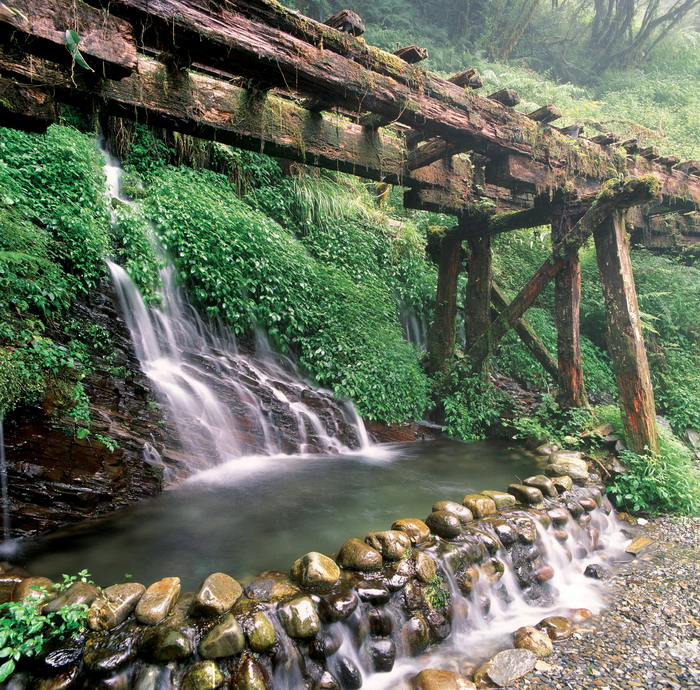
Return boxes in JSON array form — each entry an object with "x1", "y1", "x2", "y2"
[{"x1": 464, "y1": 234, "x2": 493, "y2": 352}]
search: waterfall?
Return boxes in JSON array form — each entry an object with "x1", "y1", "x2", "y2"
[
  {"x1": 102, "y1": 147, "x2": 370, "y2": 477},
  {"x1": 0, "y1": 413, "x2": 9, "y2": 542}
]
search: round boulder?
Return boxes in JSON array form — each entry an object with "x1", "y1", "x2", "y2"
[
  {"x1": 431, "y1": 501, "x2": 474, "y2": 524},
  {"x1": 291, "y1": 552, "x2": 340, "y2": 587},
  {"x1": 391, "y1": 518, "x2": 431, "y2": 545},
  {"x1": 425, "y1": 511, "x2": 462, "y2": 539},
  {"x1": 513, "y1": 626, "x2": 553, "y2": 658},
  {"x1": 336, "y1": 538, "x2": 383, "y2": 571},
  {"x1": 365, "y1": 530, "x2": 411, "y2": 560}
]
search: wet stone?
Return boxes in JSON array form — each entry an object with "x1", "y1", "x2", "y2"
[
  {"x1": 536, "y1": 615, "x2": 573, "y2": 640},
  {"x1": 551, "y1": 475, "x2": 574, "y2": 493},
  {"x1": 291, "y1": 552, "x2": 340, "y2": 587},
  {"x1": 508, "y1": 484, "x2": 545, "y2": 505},
  {"x1": 523, "y1": 474, "x2": 558, "y2": 498},
  {"x1": 0, "y1": 574, "x2": 23, "y2": 604},
  {"x1": 481, "y1": 558, "x2": 506, "y2": 583},
  {"x1": 489, "y1": 519, "x2": 517, "y2": 546},
  {"x1": 411, "y1": 669, "x2": 477, "y2": 689},
  {"x1": 84, "y1": 626, "x2": 139, "y2": 673},
  {"x1": 368, "y1": 638, "x2": 396, "y2": 672},
  {"x1": 546, "y1": 462, "x2": 589, "y2": 483},
  {"x1": 467, "y1": 528, "x2": 500, "y2": 555},
  {"x1": 319, "y1": 590, "x2": 358, "y2": 622},
  {"x1": 578, "y1": 496, "x2": 598, "y2": 512},
  {"x1": 553, "y1": 528, "x2": 569, "y2": 541},
  {"x1": 432, "y1": 501, "x2": 474, "y2": 523},
  {"x1": 88, "y1": 583, "x2": 146, "y2": 631},
  {"x1": 332, "y1": 657, "x2": 362, "y2": 690},
  {"x1": 463, "y1": 493, "x2": 497, "y2": 518},
  {"x1": 13, "y1": 577, "x2": 54, "y2": 603},
  {"x1": 481, "y1": 490, "x2": 517, "y2": 509},
  {"x1": 569, "y1": 607, "x2": 593, "y2": 622},
  {"x1": 247, "y1": 611, "x2": 276, "y2": 652},
  {"x1": 182, "y1": 661, "x2": 225, "y2": 690},
  {"x1": 584, "y1": 563, "x2": 611, "y2": 580},
  {"x1": 391, "y1": 518, "x2": 431, "y2": 545},
  {"x1": 199, "y1": 613, "x2": 245, "y2": 659},
  {"x1": 44, "y1": 581, "x2": 99, "y2": 613},
  {"x1": 232, "y1": 653, "x2": 270, "y2": 690},
  {"x1": 474, "y1": 648, "x2": 537, "y2": 687},
  {"x1": 310, "y1": 628, "x2": 343, "y2": 659},
  {"x1": 191, "y1": 573, "x2": 243, "y2": 617},
  {"x1": 355, "y1": 580, "x2": 391, "y2": 605},
  {"x1": 337, "y1": 538, "x2": 383, "y2": 571},
  {"x1": 369, "y1": 607, "x2": 394, "y2": 636},
  {"x1": 140, "y1": 627, "x2": 195, "y2": 662},
  {"x1": 313, "y1": 671, "x2": 340, "y2": 690},
  {"x1": 403, "y1": 580, "x2": 425, "y2": 610},
  {"x1": 549, "y1": 450, "x2": 585, "y2": 464},
  {"x1": 535, "y1": 443, "x2": 559, "y2": 455},
  {"x1": 402, "y1": 615, "x2": 429, "y2": 655},
  {"x1": 425, "y1": 510, "x2": 462, "y2": 539},
  {"x1": 562, "y1": 498, "x2": 584, "y2": 518},
  {"x1": 136, "y1": 577, "x2": 180, "y2": 626},
  {"x1": 513, "y1": 625, "x2": 554, "y2": 657},
  {"x1": 547, "y1": 507, "x2": 570, "y2": 525},
  {"x1": 34, "y1": 666, "x2": 79, "y2": 690},
  {"x1": 579, "y1": 512, "x2": 592, "y2": 526},
  {"x1": 245, "y1": 571, "x2": 300, "y2": 603},
  {"x1": 365, "y1": 530, "x2": 411, "y2": 560},
  {"x1": 512, "y1": 516, "x2": 538, "y2": 544},
  {"x1": 43, "y1": 637, "x2": 85, "y2": 671},
  {"x1": 535, "y1": 564, "x2": 555, "y2": 582},
  {"x1": 426, "y1": 608, "x2": 450, "y2": 641},
  {"x1": 278, "y1": 596, "x2": 320, "y2": 638},
  {"x1": 415, "y1": 551, "x2": 438, "y2": 584}
]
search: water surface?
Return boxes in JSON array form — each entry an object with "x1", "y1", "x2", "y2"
[{"x1": 16, "y1": 439, "x2": 541, "y2": 588}]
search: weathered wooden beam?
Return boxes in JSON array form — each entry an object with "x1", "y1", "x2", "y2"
[
  {"x1": 448, "y1": 69, "x2": 482, "y2": 89},
  {"x1": 488, "y1": 89, "x2": 521, "y2": 107},
  {"x1": 638, "y1": 146, "x2": 659, "y2": 160},
  {"x1": 621, "y1": 139, "x2": 640, "y2": 155},
  {"x1": 528, "y1": 105, "x2": 562, "y2": 123},
  {"x1": 0, "y1": 0, "x2": 137, "y2": 78},
  {"x1": 594, "y1": 211, "x2": 659, "y2": 454},
  {"x1": 324, "y1": 9, "x2": 364, "y2": 36},
  {"x1": 0, "y1": 79, "x2": 57, "y2": 132},
  {"x1": 393, "y1": 45, "x2": 428, "y2": 64},
  {"x1": 406, "y1": 138, "x2": 454, "y2": 170},
  {"x1": 466, "y1": 177, "x2": 662, "y2": 370},
  {"x1": 0, "y1": 50, "x2": 418, "y2": 186},
  {"x1": 427, "y1": 228, "x2": 464, "y2": 377},
  {"x1": 464, "y1": 234, "x2": 493, "y2": 353},
  {"x1": 677, "y1": 160, "x2": 700, "y2": 175},
  {"x1": 657, "y1": 155, "x2": 680, "y2": 167},
  {"x1": 552, "y1": 215, "x2": 587, "y2": 407},
  {"x1": 590, "y1": 133, "x2": 618, "y2": 146},
  {"x1": 491, "y1": 282, "x2": 559, "y2": 381}
]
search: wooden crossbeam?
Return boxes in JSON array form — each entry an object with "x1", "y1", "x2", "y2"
[
  {"x1": 466, "y1": 177, "x2": 662, "y2": 370},
  {"x1": 448, "y1": 69, "x2": 483, "y2": 89},
  {"x1": 393, "y1": 45, "x2": 428, "y2": 64},
  {"x1": 488, "y1": 89, "x2": 521, "y2": 107},
  {"x1": 0, "y1": 0, "x2": 137, "y2": 77}
]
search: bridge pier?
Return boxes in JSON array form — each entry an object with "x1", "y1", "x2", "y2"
[{"x1": 594, "y1": 211, "x2": 659, "y2": 454}]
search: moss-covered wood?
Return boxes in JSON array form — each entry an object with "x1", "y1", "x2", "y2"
[
  {"x1": 464, "y1": 234, "x2": 493, "y2": 352},
  {"x1": 594, "y1": 211, "x2": 659, "y2": 455}
]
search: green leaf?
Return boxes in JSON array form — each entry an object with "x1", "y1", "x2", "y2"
[
  {"x1": 0, "y1": 658, "x2": 15, "y2": 682},
  {"x1": 65, "y1": 30, "x2": 94, "y2": 72}
]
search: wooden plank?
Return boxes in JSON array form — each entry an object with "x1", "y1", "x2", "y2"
[
  {"x1": 491, "y1": 282, "x2": 559, "y2": 381},
  {"x1": 528, "y1": 105, "x2": 562, "y2": 123},
  {"x1": 393, "y1": 45, "x2": 428, "y2": 64},
  {"x1": 466, "y1": 177, "x2": 662, "y2": 370},
  {"x1": 464, "y1": 234, "x2": 493, "y2": 352},
  {"x1": 324, "y1": 9, "x2": 364, "y2": 35},
  {"x1": 0, "y1": 79, "x2": 57, "y2": 132},
  {"x1": 594, "y1": 211, "x2": 659, "y2": 455},
  {"x1": 488, "y1": 88, "x2": 520, "y2": 107},
  {"x1": 0, "y1": 51, "x2": 414, "y2": 186},
  {"x1": 0, "y1": 0, "x2": 137, "y2": 78},
  {"x1": 448, "y1": 69, "x2": 482, "y2": 89},
  {"x1": 427, "y1": 229, "x2": 464, "y2": 377},
  {"x1": 552, "y1": 215, "x2": 587, "y2": 407}
]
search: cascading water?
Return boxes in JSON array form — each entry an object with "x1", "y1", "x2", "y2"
[
  {"x1": 0, "y1": 413, "x2": 10, "y2": 542},
  {"x1": 102, "y1": 149, "x2": 370, "y2": 476}
]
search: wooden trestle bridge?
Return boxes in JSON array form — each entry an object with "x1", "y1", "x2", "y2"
[{"x1": 2, "y1": 0, "x2": 700, "y2": 454}]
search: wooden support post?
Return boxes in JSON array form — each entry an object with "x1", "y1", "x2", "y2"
[
  {"x1": 594, "y1": 211, "x2": 659, "y2": 454},
  {"x1": 464, "y1": 234, "x2": 493, "y2": 353},
  {"x1": 466, "y1": 177, "x2": 661, "y2": 372},
  {"x1": 491, "y1": 283, "x2": 559, "y2": 380},
  {"x1": 427, "y1": 229, "x2": 463, "y2": 378},
  {"x1": 552, "y1": 215, "x2": 588, "y2": 407}
]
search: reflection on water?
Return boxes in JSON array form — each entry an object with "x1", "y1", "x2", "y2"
[{"x1": 14, "y1": 439, "x2": 540, "y2": 588}]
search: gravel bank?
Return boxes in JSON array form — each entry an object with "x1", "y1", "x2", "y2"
[{"x1": 512, "y1": 515, "x2": 700, "y2": 690}]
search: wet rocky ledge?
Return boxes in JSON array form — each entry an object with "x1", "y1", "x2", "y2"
[{"x1": 0, "y1": 446, "x2": 626, "y2": 689}]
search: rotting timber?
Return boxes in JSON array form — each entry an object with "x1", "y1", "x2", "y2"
[{"x1": 3, "y1": 0, "x2": 700, "y2": 454}]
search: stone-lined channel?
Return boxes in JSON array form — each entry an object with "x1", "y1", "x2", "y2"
[{"x1": 0, "y1": 447, "x2": 630, "y2": 689}]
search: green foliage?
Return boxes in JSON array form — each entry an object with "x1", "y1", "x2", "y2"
[
  {"x1": 510, "y1": 393, "x2": 594, "y2": 446},
  {"x1": 0, "y1": 126, "x2": 110, "y2": 290},
  {"x1": 424, "y1": 574, "x2": 450, "y2": 610},
  {"x1": 0, "y1": 570, "x2": 94, "y2": 682},
  {"x1": 443, "y1": 360, "x2": 507, "y2": 440}
]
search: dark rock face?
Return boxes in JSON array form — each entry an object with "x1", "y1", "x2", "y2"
[{"x1": 4, "y1": 282, "x2": 177, "y2": 538}]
